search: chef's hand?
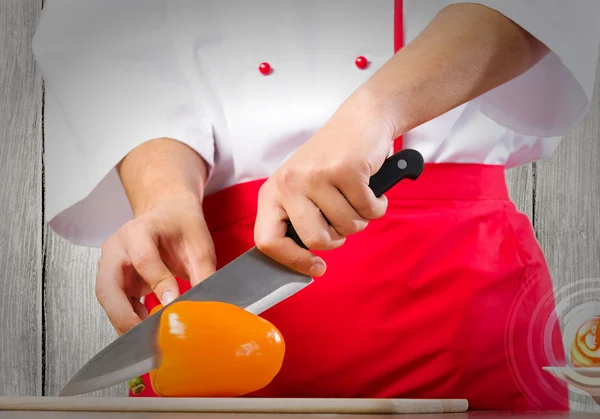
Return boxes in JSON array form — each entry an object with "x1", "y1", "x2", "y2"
[
  {"x1": 254, "y1": 3, "x2": 550, "y2": 277},
  {"x1": 95, "y1": 138, "x2": 215, "y2": 335},
  {"x1": 254, "y1": 89, "x2": 395, "y2": 277}
]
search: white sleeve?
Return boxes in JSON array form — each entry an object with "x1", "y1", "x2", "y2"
[
  {"x1": 32, "y1": 0, "x2": 215, "y2": 247},
  {"x1": 444, "y1": 0, "x2": 600, "y2": 138}
]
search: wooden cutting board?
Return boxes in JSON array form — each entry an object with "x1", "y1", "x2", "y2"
[{"x1": 0, "y1": 397, "x2": 468, "y2": 414}]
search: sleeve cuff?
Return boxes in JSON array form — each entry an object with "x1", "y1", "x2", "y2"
[
  {"x1": 443, "y1": 0, "x2": 600, "y2": 137},
  {"x1": 43, "y1": 88, "x2": 215, "y2": 248},
  {"x1": 34, "y1": 0, "x2": 217, "y2": 246}
]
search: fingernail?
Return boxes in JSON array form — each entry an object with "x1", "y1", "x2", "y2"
[
  {"x1": 309, "y1": 259, "x2": 326, "y2": 276},
  {"x1": 161, "y1": 290, "x2": 176, "y2": 305}
]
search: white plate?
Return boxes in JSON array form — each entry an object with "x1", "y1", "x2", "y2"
[{"x1": 544, "y1": 366, "x2": 600, "y2": 396}]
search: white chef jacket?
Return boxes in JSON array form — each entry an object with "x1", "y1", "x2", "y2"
[{"x1": 32, "y1": 0, "x2": 600, "y2": 247}]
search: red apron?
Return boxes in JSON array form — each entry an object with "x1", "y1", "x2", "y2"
[
  {"x1": 133, "y1": 163, "x2": 569, "y2": 410},
  {"x1": 129, "y1": 1, "x2": 570, "y2": 410}
]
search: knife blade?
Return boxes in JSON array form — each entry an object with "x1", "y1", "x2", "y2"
[{"x1": 59, "y1": 148, "x2": 424, "y2": 396}]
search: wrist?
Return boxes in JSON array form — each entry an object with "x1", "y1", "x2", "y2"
[
  {"x1": 359, "y1": 60, "x2": 424, "y2": 139},
  {"x1": 118, "y1": 138, "x2": 207, "y2": 217},
  {"x1": 345, "y1": 83, "x2": 399, "y2": 142},
  {"x1": 131, "y1": 184, "x2": 204, "y2": 217}
]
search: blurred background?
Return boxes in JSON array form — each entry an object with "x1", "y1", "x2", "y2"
[{"x1": 0, "y1": 0, "x2": 599, "y2": 411}]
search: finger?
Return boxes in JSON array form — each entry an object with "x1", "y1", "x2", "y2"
[
  {"x1": 122, "y1": 227, "x2": 180, "y2": 306},
  {"x1": 175, "y1": 217, "x2": 217, "y2": 287},
  {"x1": 96, "y1": 241, "x2": 142, "y2": 335},
  {"x1": 122, "y1": 271, "x2": 153, "y2": 298},
  {"x1": 184, "y1": 232, "x2": 217, "y2": 287},
  {"x1": 272, "y1": 167, "x2": 343, "y2": 250},
  {"x1": 101, "y1": 286, "x2": 141, "y2": 336},
  {"x1": 309, "y1": 183, "x2": 368, "y2": 237},
  {"x1": 281, "y1": 193, "x2": 345, "y2": 251},
  {"x1": 255, "y1": 188, "x2": 326, "y2": 277},
  {"x1": 131, "y1": 297, "x2": 149, "y2": 321},
  {"x1": 134, "y1": 271, "x2": 154, "y2": 298},
  {"x1": 336, "y1": 179, "x2": 388, "y2": 220}
]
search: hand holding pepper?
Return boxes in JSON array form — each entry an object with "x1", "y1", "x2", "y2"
[{"x1": 95, "y1": 138, "x2": 216, "y2": 335}]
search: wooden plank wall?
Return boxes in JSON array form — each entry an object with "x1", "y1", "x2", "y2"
[
  {"x1": 43, "y1": 234, "x2": 121, "y2": 396},
  {"x1": 0, "y1": 0, "x2": 598, "y2": 410},
  {"x1": 535, "y1": 63, "x2": 600, "y2": 411},
  {"x1": 0, "y1": 0, "x2": 43, "y2": 397}
]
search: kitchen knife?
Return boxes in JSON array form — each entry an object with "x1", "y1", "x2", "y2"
[{"x1": 59, "y1": 148, "x2": 424, "y2": 397}]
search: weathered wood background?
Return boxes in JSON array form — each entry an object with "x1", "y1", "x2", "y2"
[{"x1": 0, "y1": 0, "x2": 599, "y2": 411}]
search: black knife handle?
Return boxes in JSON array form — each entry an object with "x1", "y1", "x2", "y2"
[{"x1": 285, "y1": 148, "x2": 425, "y2": 249}]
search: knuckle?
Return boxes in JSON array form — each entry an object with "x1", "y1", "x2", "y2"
[
  {"x1": 357, "y1": 200, "x2": 381, "y2": 220},
  {"x1": 332, "y1": 223, "x2": 352, "y2": 237},
  {"x1": 372, "y1": 199, "x2": 388, "y2": 219},
  {"x1": 257, "y1": 182, "x2": 277, "y2": 206},
  {"x1": 372, "y1": 206, "x2": 386, "y2": 219},
  {"x1": 112, "y1": 320, "x2": 126, "y2": 335},
  {"x1": 257, "y1": 182, "x2": 269, "y2": 199},
  {"x1": 112, "y1": 314, "x2": 137, "y2": 335},
  {"x1": 330, "y1": 236, "x2": 346, "y2": 249},
  {"x1": 354, "y1": 219, "x2": 369, "y2": 232},
  {"x1": 192, "y1": 247, "x2": 216, "y2": 266},
  {"x1": 328, "y1": 159, "x2": 348, "y2": 176},
  {"x1": 335, "y1": 219, "x2": 367, "y2": 236},
  {"x1": 304, "y1": 166, "x2": 324, "y2": 187},
  {"x1": 129, "y1": 248, "x2": 153, "y2": 269},
  {"x1": 357, "y1": 159, "x2": 374, "y2": 177},
  {"x1": 120, "y1": 219, "x2": 137, "y2": 236},
  {"x1": 276, "y1": 166, "x2": 296, "y2": 189},
  {"x1": 151, "y1": 276, "x2": 175, "y2": 294},
  {"x1": 302, "y1": 232, "x2": 329, "y2": 250},
  {"x1": 359, "y1": 206, "x2": 376, "y2": 220},
  {"x1": 255, "y1": 234, "x2": 276, "y2": 255},
  {"x1": 277, "y1": 165, "x2": 323, "y2": 190},
  {"x1": 120, "y1": 218, "x2": 153, "y2": 241},
  {"x1": 289, "y1": 254, "x2": 303, "y2": 270}
]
